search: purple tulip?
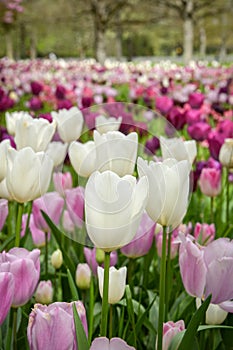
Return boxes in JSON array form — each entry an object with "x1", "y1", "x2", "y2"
[
  {"x1": 187, "y1": 122, "x2": 211, "y2": 142},
  {"x1": 29, "y1": 97, "x2": 43, "y2": 111},
  {"x1": 32, "y1": 192, "x2": 64, "y2": 232},
  {"x1": 27, "y1": 301, "x2": 87, "y2": 350},
  {"x1": 65, "y1": 186, "x2": 84, "y2": 228},
  {"x1": 121, "y1": 212, "x2": 155, "y2": 258},
  {"x1": 194, "y1": 222, "x2": 215, "y2": 245},
  {"x1": 0, "y1": 198, "x2": 8, "y2": 231},
  {"x1": 57, "y1": 99, "x2": 73, "y2": 110},
  {"x1": 167, "y1": 106, "x2": 186, "y2": 130},
  {"x1": 90, "y1": 337, "x2": 135, "y2": 350},
  {"x1": 188, "y1": 92, "x2": 205, "y2": 109},
  {"x1": 179, "y1": 237, "x2": 233, "y2": 306},
  {"x1": 53, "y1": 172, "x2": 73, "y2": 196},
  {"x1": 84, "y1": 247, "x2": 117, "y2": 276},
  {"x1": 0, "y1": 272, "x2": 15, "y2": 325},
  {"x1": 144, "y1": 136, "x2": 160, "y2": 155},
  {"x1": 0, "y1": 248, "x2": 40, "y2": 307},
  {"x1": 207, "y1": 130, "x2": 225, "y2": 160},
  {"x1": 55, "y1": 85, "x2": 66, "y2": 100},
  {"x1": 186, "y1": 108, "x2": 201, "y2": 125}
]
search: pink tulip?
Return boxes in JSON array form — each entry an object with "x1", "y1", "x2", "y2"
[
  {"x1": 53, "y1": 172, "x2": 73, "y2": 196},
  {"x1": 156, "y1": 95, "x2": 173, "y2": 115},
  {"x1": 65, "y1": 186, "x2": 84, "y2": 228},
  {"x1": 32, "y1": 192, "x2": 64, "y2": 232},
  {"x1": 0, "y1": 272, "x2": 15, "y2": 325},
  {"x1": 161, "y1": 320, "x2": 185, "y2": 350},
  {"x1": 84, "y1": 247, "x2": 117, "y2": 276},
  {"x1": 21, "y1": 213, "x2": 49, "y2": 247},
  {"x1": 121, "y1": 212, "x2": 155, "y2": 258},
  {"x1": 194, "y1": 222, "x2": 215, "y2": 245},
  {"x1": 90, "y1": 337, "x2": 135, "y2": 350},
  {"x1": 27, "y1": 301, "x2": 87, "y2": 350},
  {"x1": 0, "y1": 248, "x2": 40, "y2": 307},
  {"x1": 0, "y1": 198, "x2": 8, "y2": 231},
  {"x1": 199, "y1": 168, "x2": 221, "y2": 197},
  {"x1": 179, "y1": 237, "x2": 233, "y2": 307}
]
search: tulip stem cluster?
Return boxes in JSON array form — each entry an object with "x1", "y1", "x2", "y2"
[
  {"x1": 100, "y1": 251, "x2": 111, "y2": 336},
  {"x1": 157, "y1": 227, "x2": 167, "y2": 350},
  {"x1": 15, "y1": 203, "x2": 24, "y2": 247}
]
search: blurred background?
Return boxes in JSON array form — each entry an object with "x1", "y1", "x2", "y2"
[{"x1": 0, "y1": 0, "x2": 233, "y2": 64}]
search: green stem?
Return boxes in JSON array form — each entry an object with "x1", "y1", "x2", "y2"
[
  {"x1": 45, "y1": 232, "x2": 48, "y2": 278},
  {"x1": 15, "y1": 203, "x2": 24, "y2": 247},
  {"x1": 25, "y1": 201, "x2": 32, "y2": 236},
  {"x1": 88, "y1": 277, "x2": 94, "y2": 344},
  {"x1": 165, "y1": 229, "x2": 172, "y2": 321},
  {"x1": 157, "y1": 226, "x2": 167, "y2": 350},
  {"x1": 226, "y1": 168, "x2": 230, "y2": 224},
  {"x1": 13, "y1": 308, "x2": 18, "y2": 350},
  {"x1": 7, "y1": 201, "x2": 14, "y2": 236},
  {"x1": 54, "y1": 269, "x2": 57, "y2": 301},
  {"x1": 109, "y1": 304, "x2": 113, "y2": 339},
  {"x1": 100, "y1": 251, "x2": 110, "y2": 336},
  {"x1": 210, "y1": 197, "x2": 214, "y2": 224}
]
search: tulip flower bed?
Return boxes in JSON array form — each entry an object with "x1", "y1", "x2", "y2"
[{"x1": 0, "y1": 57, "x2": 233, "y2": 350}]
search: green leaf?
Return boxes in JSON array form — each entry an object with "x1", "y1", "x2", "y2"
[
  {"x1": 41, "y1": 210, "x2": 76, "y2": 274},
  {"x1": 125, "y1": 285, "x2": 137, "y2": 347},
  {"x1": 67, "y1": 268, "x2": 79, "y2": 300},
  {"x1": 72, "y1": 303, "x2": 89, "y2": 350},
  {"x1": 0, "y1": 234, "x2": 15, "y2": 251},
  {"x1": 177, "y1": 295, "x2": 211, "y2": 350}
]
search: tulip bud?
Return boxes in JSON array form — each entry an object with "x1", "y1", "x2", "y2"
[
  {"x1": 35, "y1": 280, "x2": 53, "y2": 304},
  {"x1": 219, "y1": 138, "x2": 233, "y2": 168},
  {"x1": 96, "y1": 248, "x2": 105, "y2": 264},
  {"x1": 51, "y1": 249, "x2": 63, "y2": 269},
  {"x1": 157, "y1": 320, "x2": 185, "y2": 350},
  {"x1": 194, "y1": 222, "x2": 215, "y2": 245},
  {"x1": 196, "y1": 299, "x2": 228, "y2": 325},
  {"x1": 97, "y1": 266, "x2": 127, "y2": 304},
  {"x1": 75, "y1": 263, "x2": 91, "y2": 290}
]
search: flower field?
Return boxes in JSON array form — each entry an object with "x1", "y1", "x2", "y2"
[{"x1": 0, "y1": 57, "x2": 233, "y2": 350}]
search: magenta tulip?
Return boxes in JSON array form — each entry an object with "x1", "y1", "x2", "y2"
[
  {"x1": 27, "y1": 301, "x2": 87, "y2": 350},
  {"x1": 179, "y1": 237, "x2": 233, "y2": 306},
  {"x1": 187, "y1": 122, "x2": 211, "y2": 142},
  {"x1": 0, "y1": 198, "x2": 8, "y2": 231},
  {"x1": 121, "y1": 212, "x2": 155, "y2": 258},
  {"x1": 199, "y1": 168, "x2": 221, "y2": 197},
  {"x1": 0, "y1": 248, "x2": 40, "y2": 307},
  {"x1": 188, "y1": 92, "x2": 204, "y2": 108},
  {"x1": 0, "y1": 272, "x2": 15, "y2": 325}
]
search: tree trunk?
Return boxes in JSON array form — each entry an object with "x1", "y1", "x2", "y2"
[
  {"x1": 30, "y1": 30, "x2": 37, "y2": 59},
  {"x1": 199, "y1": 26, "x2": 206, "y2": 59},
  {"x1": 95, "y1": 26, "x2": 106, "y2": 64},
  {"x1": 183, "y1": 0, "x2": 194, "y2": 64},
  {"x1": 5, "y1": 30, "x2": 14, "y2": 60}
]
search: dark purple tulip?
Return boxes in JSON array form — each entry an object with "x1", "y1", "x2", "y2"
[
  {"x1": 38, "y1": 113, "x2": 53, "y2": 123},
  {"x1": 188, "y1": 92, "x2": 205, "y2": 109},
  {"x1": 0, "y1": 95, "x2": 14, "y2": 112},
  {"x1": 81, "y1": 96, "x2": 93, "y2": 109},
  {"x1": 144, "y1": 136, "x2": 160, "y2": 155},
  {"x1": 31, "y1": 81, "x2": 43, "y2": 96},
  {"x1": 207, "y1": 130, "x2": 225, "y2": 160},
  {"x1": 29, "y1": 97, "x2": 43, "y2": 111},
  {"x1": 188, "y1": 122, "x2": 211, "y2": 142},
  {"x1": 55, "y1": 85, "x2": 66, "y2": 99}
]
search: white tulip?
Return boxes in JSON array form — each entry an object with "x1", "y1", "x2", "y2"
[
  {"x1": 0, "y1": 140, "x2": 11, "y2": 182},
  {"x1": 51, "y1": 107, "x2": 84, "y2": 143},
  {"x1": 68, "y1": 141, "x2": 96, "y2": 177},
  {"x1": 6, "y1": 147, "x2": 53, "y2": 203},
  {"x1": 196, "y1": 298, "x2": 228, "y2": 325},
  {"x1": 15, "y1": 114, "x2": 56, "y2": 152},
  {"x1": 46, "y1": 141, "x2": 68, "y2": 167},
  {"x1": 137, "y1": 157, "x2": 190, "y2": 229},
  {"x1": 160, "y1": 136, "x2": 197, "y2": 165},
  {"x1": 94, "y1": 130, "x2": 138, "y2": 176},
  {"x1": 0, "y1": 179, "x2": 13, "y2": 200},
  {"x1": 5, "y1": 111, "x2": 31, "y2": 135},
  {"x1": 95, "y1": 115, "x2": 122, "y2": 134},
  {"x1": 85, "y1": 170, "x2": 148, "y2": 251},
  {"x1": 219, "y1": 138, "x2": 233, "y2": 168},
  {"x1": 97, "y1": 266, "x2": 127, "y2": 304}
]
